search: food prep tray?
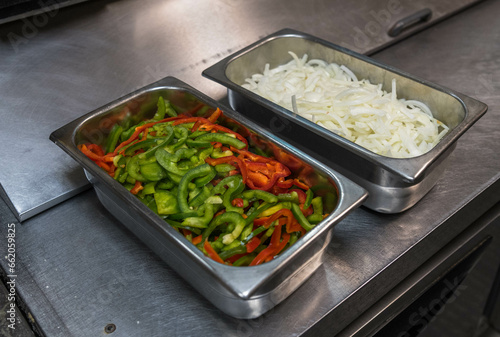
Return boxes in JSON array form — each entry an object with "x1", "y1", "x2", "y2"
[
  {"x1": 202, "y1": 28, "x2": 488, "y2": 213},
  {"x1": 49, "y1": 76, "x2": 367, "y2": 319}
]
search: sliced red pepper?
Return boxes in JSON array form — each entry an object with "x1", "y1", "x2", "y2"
[
  {"x1": 286, "y1": 219, "x2": 306, "y2": 235},
  {"x1": 290, "y1": 189, "x2": 307, "y2": 204},
  {"x1": 173, "y1": 116, "x2": 211, "y2": 127},
  {"x1": 276, "y1": 177, "x2": 294, "y2": 189},
  {"x1": 192, "y1": 235, "x2": 203, "y2": 245},
  {"x1": 293, "y1": 178, "x2": 310, "y2": 190},
  {"x1": 231, "y1": 198, "x2": 245, "y2": 208},
  {"x1": 246, "y1": 237, "x2": 261, "y2": 253},
  {"x1": 226, "y1": 253, "x2": 246, "y2": 264},
  {"x1": 261, "y1": 209, "x2": 293, "y2": 229},
  {"x1": 207, "y1": 107, "x2": 222, "y2": 123},
  {"x1": 205, "y1": 156, "x2": 247, "y2": 183},
  {"x1": 204, "y1": 239, "x2": 224, "y2": 264},
  {"x1": 271, "y1": 146, "x2": 303, "y2": 171},
  {"x1": 130, "y1": 181, "x2": 143, "y2": 195},
  {"x1": 250, "y1": 224, "x2": 285, "y2": 266}
]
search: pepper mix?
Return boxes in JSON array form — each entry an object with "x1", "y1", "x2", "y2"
[{"x1": 79, "y1": 97, "x2": 333, "y2": 266}]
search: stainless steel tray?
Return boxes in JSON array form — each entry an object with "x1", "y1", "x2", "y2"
[
  {"x1": 50, "y1": 76, "x2": 367, "y2": 319},
  {"x1": 202, "y1": 28, "x2": 488, "y2": 213}
]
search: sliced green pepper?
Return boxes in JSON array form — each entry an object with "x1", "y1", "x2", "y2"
[
  {"x1": 105, "y1": 124, "x2": 123, "y2": 153},
  {"x1": 291, "y1": 203, "x2": 315, "y2": 231},
  {"x1": 182, "y1": 203, "x2": 214, "y2": 228},
  {"x1": 140, "y1": 162, "x2": 167, "y2": 181},
  {"x1": 154, "y1": 191, "x2": 180, "y2": 215},
  {"x1": 307, "y1": 196, "x2": 324, "y2": 224},
  {"x1": 177, "y1": 164, "x2": 215, "y2": 213},
  {"x1": 194, "y1": 133, "x2": 246, "y2": 150}
]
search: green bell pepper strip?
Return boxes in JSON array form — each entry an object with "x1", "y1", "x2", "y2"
[
  {"x1": 304, "y1": 189, "x2": 314, "y2": 209},
  {"x1": 105, "y1": 124, "x2": 123, "y2": 154},
  {"x1": 244, "y1": 202, "x2": 275, "y2": 226},
  {"x1": 239, "y1": 190, "x2": 278, "y2": 204},
  {"x1": 139, "y1": 194, "x2": 158, "y2": 213},
  {"x1": 202, "y1": 211, "x2": 245, "y2": 243},
  {"x1": 212, "y1": 175, "x2": 242, "y2": 195},
  {"x1": 163, "y1": 99, "x2": 178, "y2": 118},
  {"x1": 167, "y1": 211, "x2": 200, "y2": 221},
  {"x1": 137, "y1": 126, "x2": 174, "y2": 159},
  {"x1": 156, "y1": 178, "x2": 174, "y2": 190},
  {"x1": 288, "y1": 232, "x2": 300, "y2": 246},
  {"x1": 291, "y1": 203, "x2": 315, "y2": 231},
  {"x1": 233, "y1": 253, "x2": 257, "y2": 266},
  {"x1": 182, "y1": 203, "x2": 214, "y2": 228},
  {"x1": 215, "y1": 164, "x2": 235, "y2": 173},
  {"x1": 186, "y1": 139, "x2": 212, "y2": 148},
  {"x1": 165, "y1": 219, "x2": 202, "y2": 235},
  {"x1": 220, "y1": 212, "x2": 246, "y2": 245},
  {"x1": 277, "y1": 191, "x2": 299, "y2": 203},
  {"x1": 306, "y1": 197, "x2": 324, "y2": 224},
  {"x1": 222, "y1": 176, "x2": 245, "y2": 214},
  {"x1": 188, "y1": 130, "x2": 207, "y2": 139},
  {"x1": 177, "y1": 164, "x2": 215, "y2": 213},
  {"x1": 140, "y1": 162, "x2": 167, "y2": 181},
  {"x1": 126, "y1": 156, "x2": 147, "y2": 182},
  {"x1": 189, "y1": 185, "x2": 213, "y2": 208},
  {"x1": 241, "y1": 224, "x2": 268, "y2": 244},
  {"x1": 141, "y1": 181, "x2": 157, "y2": 195},
  {"x1": 218, "y1": 244, "x2": 247, "y2": 261},
  {"x1": 211, "y1": 147, "x2": 234, "y2": 158},
  {"x1": 155, "y1": 148, "x2": 192, "y2": 176},
  {"x1": 168, "y1": 126, "x2": 189, "y2": 151},
  {"x1": 193, "y1": 166, "x2": 216, "y2": 187},
  {"x1": 153, "y1": 96, "x2": 166, "y2": 120},
  {"x1": 194, "y1": 133, "x2": 246, "y2": 150},
  {"x1": 154, "y1": 191, "x2": 180, "y2": 215}
]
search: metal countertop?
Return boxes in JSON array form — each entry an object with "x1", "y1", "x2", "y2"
[
  {"x1": 0, "y1": 0, "x2": 480, "y2": 221},
  {"x1": 1, "y1": 0, "x2": 499, "y2": 336}
]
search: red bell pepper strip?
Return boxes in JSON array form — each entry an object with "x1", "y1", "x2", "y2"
[
  {"x1": 172, "y1": 116, "x2": 211, "y2": 127},
  {"x1": 246, "y1": 237, "x2": 261, "y2": 253},
  {"x1": 231, "y1": 198, "x2": 245, "y2": 208},
  {"x1": 250, "y1": 224, "x2": 290, "y2": 266},
  {"x1": 204, "y1": 239, "x2": 224, "y2": 264},
  {"x1": 192, "y1": 235, "x2": 203, "y2": 245},
  {"x1": 207, "y1": 107, "x2": 222, "y2": 123},
  {"x1": 130, "y1": 181, "x2": 143, "y2": 195}
]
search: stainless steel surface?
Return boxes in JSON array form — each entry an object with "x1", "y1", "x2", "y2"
[
  {"x1": 49, "y1": 76, "x2": 367, "y2": 319},
  {"x1": 338, "y1": 202, "x2": 500, "y2": 337},
  {"x1": 203, "y1": 28, "x2": 487, "y2": 214},
  {"x1": 0, "y1": 0, "x2": 481, "y2": 221},
  {"x1": 0, "y1": 0, "x2": 498, "y2": 336}
]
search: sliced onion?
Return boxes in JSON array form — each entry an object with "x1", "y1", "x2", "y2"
[{"x1": 242, "y1": 52, "x2": 449, "y2": 158}]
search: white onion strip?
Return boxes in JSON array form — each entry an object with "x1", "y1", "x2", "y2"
[{"x1": 242, "y1": 51, "x2": 449, "y2": 158}]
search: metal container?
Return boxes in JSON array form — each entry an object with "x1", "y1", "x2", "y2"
[
  {"x1": 202, "y1": 28, "x2": 488, "y2": 213},
  {"x1": 50, "y1": 77, "x2": 367, "y2": 319}
]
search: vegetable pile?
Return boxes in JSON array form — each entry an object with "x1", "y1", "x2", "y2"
[
  {"x1": 79, "y1": 97, "x2": 333, "y2": 266},
  {"x1": 242, "y1": 51, "x2": 449, "y2": 158}
]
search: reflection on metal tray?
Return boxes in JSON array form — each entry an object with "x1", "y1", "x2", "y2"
[
  {"x1": 202, "y1": 28, "x2": 488, "y2": 213},
  {"x1": 49, "y1": 76, "x2": 367, "y2": 319}
]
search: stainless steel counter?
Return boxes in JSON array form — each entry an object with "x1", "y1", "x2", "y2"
[{"x1": 1, "y1": 0, "x2": 499, "y2": 336}]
